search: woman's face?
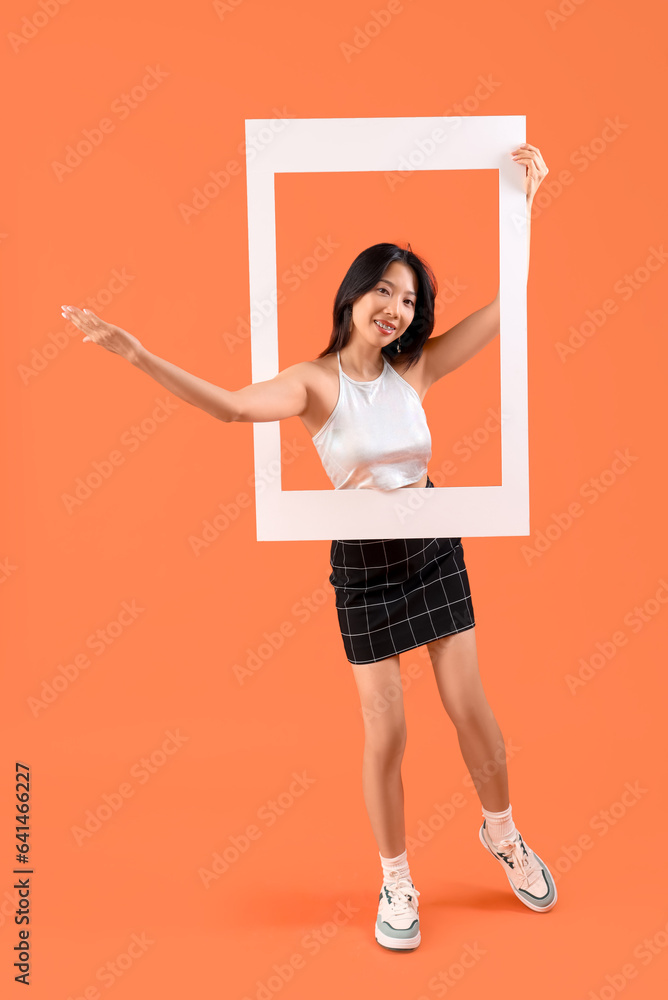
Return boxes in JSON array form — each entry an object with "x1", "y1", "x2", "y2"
[{"x1": 350, "y1": 260, "x2": 418, "y2": 349}]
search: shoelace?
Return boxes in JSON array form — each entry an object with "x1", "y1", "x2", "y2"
[
  {"x1": 382, "y1": 878, "x2": 421, "y2": 916},
  {"x1": 495, "y1": 835, "x2": 544, "y2": 891}
]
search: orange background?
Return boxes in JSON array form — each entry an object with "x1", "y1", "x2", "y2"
[{"x1": 2, "y1": 1, "x2": 667, "y2": 997}]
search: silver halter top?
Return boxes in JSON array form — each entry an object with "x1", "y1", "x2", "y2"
[{"x1": 312, "y1": 350, "x2": 432, "y2": 490}]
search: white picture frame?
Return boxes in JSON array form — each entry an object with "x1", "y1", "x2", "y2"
[{"x1": 244, "y1": 114, "x2": 527, "y2": 541}]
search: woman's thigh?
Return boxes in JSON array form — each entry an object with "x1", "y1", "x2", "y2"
[
  {"x1": 426, "y1": 627, "x2": 490, "y2": 727},
  {"x1": 350, "y1": 654, "x2": 407, "y2": 754}
]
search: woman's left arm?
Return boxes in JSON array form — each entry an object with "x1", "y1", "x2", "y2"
[{"x1": 422, "y1": 142, "x2": 549, "y2": 387}]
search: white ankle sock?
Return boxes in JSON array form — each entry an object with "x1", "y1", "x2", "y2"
[
  {"x1": 379, "y1": 848, "x2": 412, "y2": 884},
  {"x1": 481, "y1": 803, "x2": 517, "y2": 844}
]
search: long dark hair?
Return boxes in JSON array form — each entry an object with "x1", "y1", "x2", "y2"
[{"x1": 317, "y1": 242, "x2": 438, "y2": 371}]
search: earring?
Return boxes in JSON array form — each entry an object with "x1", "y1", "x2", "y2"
[{"x1": 397, "y1": 337, "x2": 402, "y2": 354}]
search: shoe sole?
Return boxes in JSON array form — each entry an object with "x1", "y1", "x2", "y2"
[
  {"x1": 375, "y1": 924, "x2": 421, "y2": 950},
  {"x1": 478, "y1": 824, "x2": 558, "y2": 912}
]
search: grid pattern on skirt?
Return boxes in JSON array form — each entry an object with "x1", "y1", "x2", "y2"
[{"x1": 328, "y1": 477, "x2": 476, "y2": 664}]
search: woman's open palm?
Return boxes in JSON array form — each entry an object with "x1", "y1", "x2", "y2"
[{"x1": 61, "y1": 305, "x2": 144, "y2": 363}]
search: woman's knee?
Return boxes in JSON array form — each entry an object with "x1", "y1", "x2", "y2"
[
  {"x1": 362, "y1": 717, "x2": 407, "y2": 761},
  {"x1": 448, "y1": 697, "x2": 496, "y2": 733}
]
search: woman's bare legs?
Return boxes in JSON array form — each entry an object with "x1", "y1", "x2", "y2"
[
  {"x1": 350, "y1": 654, "x2": 407, "y2": 858},
  {"x1": 426, "y1": 627, "x2": 510, "y2": 811},
  {"x1": 349, "y1": 628, "x2": 509, "y2": 858}
]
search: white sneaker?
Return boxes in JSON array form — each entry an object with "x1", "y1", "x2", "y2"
[
  {"x1": 375, "y1": 877, "x2": 421, "y2": 951},
  {"x1": 479, "y1": 820, "x2": 557, "y2": 912}
]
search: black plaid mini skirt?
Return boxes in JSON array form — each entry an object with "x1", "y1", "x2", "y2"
[{"x1": 328, "y1": 476, "x2": 476, "y2": 664}]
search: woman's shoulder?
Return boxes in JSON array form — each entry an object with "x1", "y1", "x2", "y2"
[
  {"x1": 299, "y1": 353, "x2": 338, "y2": 385},
  {"x1": 275, "y1": 355, "x2": 336, "y2": 383},
  {"x1": 291, "y1": 355, "x2": 340, "y2": 438},
  {"x1": 386, "y1": 350, "x2": 430, "y2": 402},
  {"x1": 274, "y1": 356, "x2": 338, "y2": 410}
]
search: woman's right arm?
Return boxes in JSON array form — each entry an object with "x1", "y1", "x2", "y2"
[
  {"x1": 61, "y1": 305, "x2": 309, "y2": 423},
  {"x1": 133, "y1": 348, "x2": 309, "y2": 423}
]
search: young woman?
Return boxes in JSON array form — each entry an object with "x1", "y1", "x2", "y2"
[{"x1": 61, "y1": 141, "x2": 554, "y2": 953}]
